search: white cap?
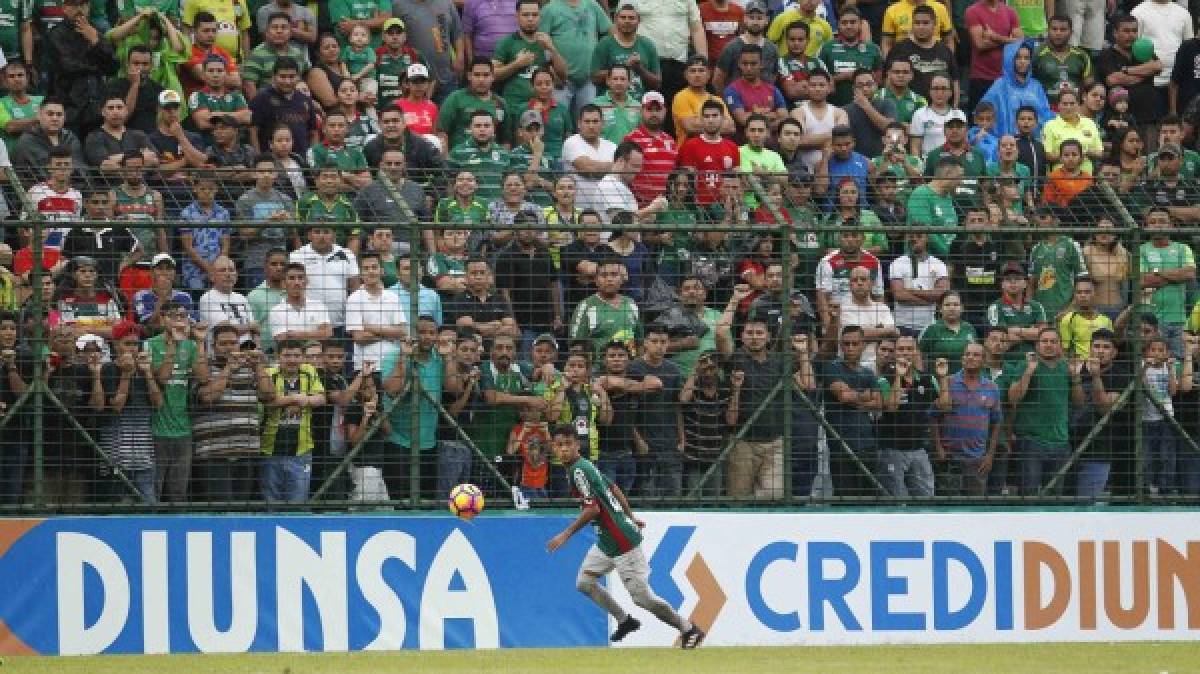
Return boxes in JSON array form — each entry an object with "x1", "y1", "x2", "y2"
[
  {"x1": 151, "y1": 253, "x2": 176, "y2": 267},
  {"x1": 407, "y1": 63, "x2": 430, "y2": 79}
]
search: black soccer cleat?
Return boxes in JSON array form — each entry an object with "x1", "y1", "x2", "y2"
[
  {"x1": 610, "y1": 616, "x2": 641, "y2": 642},
  {"x1": 680, "y1": 625, "x2": 706, "y2": 649}
]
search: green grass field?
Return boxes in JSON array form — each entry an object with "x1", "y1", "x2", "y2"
[{"x1": 2, "y1": 643, "x2": 1195, "y2": 674}]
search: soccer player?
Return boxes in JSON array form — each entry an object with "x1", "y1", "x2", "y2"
[{"x1": 545, "y1": 424, "x2": 705, "y2": 649}]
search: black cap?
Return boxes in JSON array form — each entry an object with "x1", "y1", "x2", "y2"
[{"x1": 1001, "y1": 261, "x2": 1026, "y2": 277}]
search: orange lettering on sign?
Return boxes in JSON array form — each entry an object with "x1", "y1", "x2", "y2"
[
  {"x1": 1156, "y1": 539, "x2": 1200, "y2": 629},
  {"x1": 1023, "y1": 541, "x2": 1070, "y2": 629},
  {"x1": 1078, "y1": 541, "x2": 1097, "y2": 629},
  {"x1": 1103, "y1": 540, "x2": 1149, "y2": 629}
]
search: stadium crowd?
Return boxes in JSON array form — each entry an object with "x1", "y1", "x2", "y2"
[{"x1": 0, "y1": 0, "x2": 1197, "y2": 508}]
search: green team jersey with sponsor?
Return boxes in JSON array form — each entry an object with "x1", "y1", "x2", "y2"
[
  {"x1": 1140, "y1": 240, "x2": 1196, "y2": 325},
  {"x1": 427, "y1": 250, "x2": 468, "y2": 283},
  {"x1": 297, "y1": 193, "x2": 359, "y2": 244},
  {"x1": 569, "y1": 294, "x2": 642, "y2": 356},
  {"x1": 0, "y1": 0, "x2": 28, "y2": 62},
  {"x1": 0, "y1": 93, "x2": 43, "y2": 153},
  {"x1": 433, "y1": 198, "x2": 487, "y2": 226},
  {"x1": 875, "y1": 86, "x2": 926, "y2": 125},
  {"x1": 1032, "y1": 45, "x2": 1091, "y2": 105},
  {"x1": 147, "y1": 334, "x2": 197, "y2": 438},
  {"x1": 447, "y1": 139, "x2": 511, "y2": 202},
  {"x1": 188, "y1": 88, "x2": 248, "y2": 115},
  {"x1": 1029, "y1": 235, "x2": 1087, "y2": 317},
  {"x1": 376, "y1": 47, "x2": 419, "y2": 110},
  {"x1": 818, "y1": 39, "x2": 882, "y2": 106},
  {"x1": 1148, "y1": 149, "x2": 1200, "y2": 180},
  {"x1": 568, "y1": 456, "x2": 642, "y2": 556},
  {"x1": 307, "y1": 143, "x2": 368, "y2": 171},
  {"x1": 591, "y1": 34, "x2": 660, "y2": 100},
  {"x1": 986, "y1": 298, "x2": 1047, "y2": 360},
  {"x1": 437, "y1": 89, "x2": 509, "y2": 148}
]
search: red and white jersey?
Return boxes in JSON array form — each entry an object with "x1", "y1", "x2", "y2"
[
  {"x1": 623, "y1": 126, "x2": 678, "y2": 206},
  {"x1": 677, "y1": 135, "x2": 739, "y2": 205},
  {"x1": 28, "y1": 182, "x2": 82, "y2": 222}
]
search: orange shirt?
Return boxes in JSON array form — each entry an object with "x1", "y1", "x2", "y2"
[
  {"x1": 511, "y1": 422, "x2": 550, "y2": 488},
  {"x1": 1043, "y1": 167, "x2": 1093, "y2": 208}
]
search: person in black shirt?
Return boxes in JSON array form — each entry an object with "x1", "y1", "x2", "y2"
[
  {"x1": 679, "y1": 350, "x2": 731, "y2": 497},
  {"x1": 594, "y1": 340, "x2": 655, "y2": 494},
  {"x1": 821, "y1": 324, "x2": 884, "y2": 497},
  {"x1": 949, "y1": 206, "x2": 1000, "y2": 331},
  {"x1": 0, "y1": 312, "x2": 29, "y2": 504},
  {"x1": 875, "y1": 335, "x2": 950, "y2": 497},
  {"x1": 1094, "y1": 15, "x2": 1164, "y2": 144},
  {"x1": 494, "y1": 220, "x2": 562, "y2": 358},
  {"x1": 559, "y1": 212, "x2": 609, "y2": 311},
  {"x1": 60, "y1": 189, "x2": 140, "y2": 290},
  {"x1": 628, "y1": 324, "x2": 684, "y2": 498},
  {"x1": 309, "y1": 341, "x2": 364, "y2": 500},
  {"x1": 443, "y1": 257, "x2": 520, "y2": 341},
  {"x1": 438, "y1": 332, "x2": 485, "y2": 495},
  {"x1": 1077, "y1": 328, "x2": 1135, "y2": 500},
  {"x1": 105, "y1": 45, "x2": 164, "y2": 134},
  {"x1": 724, "y1": 317, "x2": 789, "y2": 500}
]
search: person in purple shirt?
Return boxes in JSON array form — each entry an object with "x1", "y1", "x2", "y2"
[
  {"x1": 462, "y1": 0, "x2": 518, "y2": 61},
  {"x1": 722, "y1": 44, "x2": 788, "y2": 132},
  {"x1": 935, "y1": 342, "x2": 1003, "y2": 496},
  {"x1": 133, "y1": 254, "x2": 198, "y2": 331}
]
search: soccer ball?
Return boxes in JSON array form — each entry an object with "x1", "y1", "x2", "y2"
[{"x1": 448, "y1": 483, "x2": 485, "y2": 519}]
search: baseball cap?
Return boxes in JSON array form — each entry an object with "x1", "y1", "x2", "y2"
[
  {"x1": 209, "y1": 114, "x2": 239, "y2": 128},
  {"x1": 407, "y1": 63, "x2": 430, "y2": 80},
  {"x1": 73, "y1": 255, "x2": 98, "y2": 269},
  {"x1": 745, "y1": 0, "x2": 768, "y2": 14},
  {"x1": 533, "y1": 333, "x2": 559, "y2": 349},
  {"x1": 945, "y1": 109, "x2": 968, "y2": 125},
  {"x1": 111, "y1": 320, "x2": 143, "y2": 341},
  {"x1": 383, "y1": 18, "x2": 406, "y2": 32},
  {"x1": 519, "y1": 109, "x2": 543, "y2": 129},
  {"x1": 75, "y1": 334, "x2": 106, "y2": 352},
  {"x1": 158, "y1": 89, "x2": 183, "y2": 108},
  {"x1": 641, "y1": 91, "x2": 666, "y2": 107},
  {"x1": 152, "y1": 253, "x2": 176, "y2": 268},
  {"x1": 1159, "y1": 143, "x2": 1183, "y2": 158},
  {"x1": 1000, "y1": 261, "x2": 1026, "y2": 277}
]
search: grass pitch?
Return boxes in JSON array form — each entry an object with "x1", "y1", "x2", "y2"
[{"x1": 2, "y1": 643, "x2": 1195, "y2": 673}]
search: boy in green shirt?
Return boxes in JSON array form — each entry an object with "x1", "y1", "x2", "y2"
[{"x1": 147, "y1": 301, "x2": 206, "y2": 502}]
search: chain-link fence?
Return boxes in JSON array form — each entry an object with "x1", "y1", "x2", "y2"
[{"x1": 0, "y1": 161, "x2": 1195, "y2": 512}]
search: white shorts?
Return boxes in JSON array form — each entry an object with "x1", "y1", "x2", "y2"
[{"x1": 580, "y1": 544, "x2": 650, "y2": 587}]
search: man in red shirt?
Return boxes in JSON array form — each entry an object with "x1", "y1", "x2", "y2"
[
  {"x1": 677, "y1": 100, "x2": 740, "y2": 206},
  {"x1": 181, "y1": 11, "x2": 242, "y2": 97},
  {"x1": 964, "y1": 0, "x2": 1023, "y2": 112},
  {"x1": 700, "y1": 0, "x2": 744, "y2": 64},
  {"x1": 622, "y1": 91, "x2": 678, "y2": 206}
]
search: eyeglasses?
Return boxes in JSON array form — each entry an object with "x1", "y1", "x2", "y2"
[{"x1": 931, "y1": 85, "x2": 953, "y2": 90}]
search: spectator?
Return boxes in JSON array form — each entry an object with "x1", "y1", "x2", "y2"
[
  {"x1": 44, "y1": 0, "x2": 119, "y2": 136},
  {"x1": 290, "y1": 225, "x2": 360, "y2": 332},
  {"x1": 437, "y1": 58, "x2": 508, "y2": 151},
  {"x1": 1141, "y1": 335, "x2": 1184, "y2": 495},
  {"x1": 838, "y1": 265, "x2": 898, "y2": 371},
  {"x1": 444, "y1": 256, "x2": 519, "y2": 341},
  {"x1": 562, "y1": 104, "x2": 617, "y2": 213},
  {"x1": 822, "y1": 180, "x2": 886, "y2": 255},
  {"x1": 776, "y1": 20, "x2": 828, "y2": 106},
  {"x1": 1057, "y1": 277, "x2": 1113, "y2": 361},
  {"x1": 591, "y1": 340, "x2": 642, "y2": 493},
  {"x1": 364, "y1": 106, "x2": 443, "y2": 175},
  {"x1": 330, "y1": 0, "x2": 391, "y2": 50},
  {"x1": 255, "y1": 1, "x2": 317, "y2": 48},
  {"x1": 876, "y1": 58, "x2": 926, "y2": 127},
  {"x1": 919, "y1": 291, "x2": 977, "y2": 373},
  {"x1": 374, "y1": 18, "x2": 421, "y2": 113},
  {"x1": 391, "y1": 0, "x2": 463, "y2": 104},
  {"x1": 194, "y1": 324, "x2": 273, "y2": 502},
  {"x1": 12, "y1": 99, "x2": 86, "y2": 174},
  {"x1": 888, "y1": 4, "x2": 958, "y2": 102},
  {"x1": 817, "y1": 7, "x2": 882, "y2": 107},
  {"x1": 263, "y1": 125, "x2": 310, "y2": 200},
  {"x1": 626, "y1": 324, "x2": 683, "y2": 497},
  {"x1": 515, "y1": 71, "x2": 569, "y2": 171},
  {"x1": 198, "y1": 256, "x2": 257, "y2": 344},
  {"x1": 981, "y1": 40, "x2": 1053, "y2": 139},
  {"x1": 1081, "y1": 218, "x2": 1129, "y2": 322},
  {"x1": 60, "y1": 192, "x2": 139, "y2": 285},
  {"x1": 1140, "y1": 207, "x2": 1196, "y2": 358},
  {"x1": 1003, "y1": 328, "x2": 1083, "y2": 494},
  {"x1": 821, "y1": 324, "x2": 884, "y2": 495},
  {"x1": 381, "y1": 316, "x2": 459, "y2": 499},
  {"x1": 1032, "y1": 15, "x2": 1092, "y2": 109},
  {"x1": 109, "y1": 152, "x2": 167, "y2": 258},
  {"x1": 86, "y1": 97, "x2": 158, "y2": 178},
  {"x1": 677, "y1": 101, "x2": 740, "y2": 209},
  {"x1": 461, "y1": 0, "x2": 515, "y2": 63},
  {"x1": 699, "y1": 0, "x2": 743, "y2": 66},
  {"x1": 937, "y1": 342, "x2": 1003, "y2": 495},
  {"x1": 247, "y1": 249, "x2": 288, "y2": 353},
  {"x1": 559, "y1": 212, "x2": 608, "y2": 310},
  {"x1": 1026, "y1": 207, "x2": 1087, "y2": 317},
  {"x1": 594, "y1": 65, "x2": 641, "y2": 145},
  {"x1": 909, "y1": 75, "x2": 961, "y2": 156},
  {"x1": 235, "y1": 157, "x2": 293, "y2": 289},
  {"x1": 179, "y1": 174, "x2": 232, "y2": 291},
  {"x1": 876, "y1": 335, "x2": 950, "y2": 497},
  {"x1": 907, "y1": 157, "x2": 964, "y2": 256},
  {"x1": 354, "y1": 149, "x2": 432, "y2": 243},
  {"x1": 662, "y1": 276, "x2": 723, "y2": 377},
  {"x1": 98, "y1": 321, "x2": 160, "y2": 503},
  {"x1": 134, "y1": 254, "x2": 195, "y2": 330},
  {"x1": 793, "y1": 70, "x2": 847, "y2": 172},
  {"x1": 307, "y1": 110, "x2": 371, "y2": 190},
  {"x1": 713, "y1": 1, "x2": 777, "y2": 94},
  {"x1": 1042, "y1": 88, "x2": 1103, "y2": 173},
  {"x1": 724, "y1": 46, "x2": 789, "y2": 132},
  {"x1": 1014, "y1": 106, "x2": 1048, "y2": 178},
  {"x1": 268, "y1": 262, "x2": 333, "y2": 343},
  {"x1": 621, "y1": 0, "x2": 705, "y2": 108},
  {"x1": 672, "y1": 56, "x2": 736, "y2": 146},
  {"x1": 432, "y1": 333, "x2": 482, "y2": 496},
  {"x1": 1132, "y1": 0, "x2": 1192, "y2": 107},
  {"x1": 494, "y1": 223, "x2": 562, "y2": 353},
  {"x1": 147, "y1": 300, "x2": 208, "y2": 502},
  {"x1": 181, "y1": 11, "x2": 244, "y2": 97},
  {"x1": 843, "y1": 69, "x2": 894, "y2": 159},
  {"x1": 570, "y1": 257, "x2": 642, "y2": 357},
  {"x1": 890, "y1": 231, "x2": 950, "y2": 337},
  {"x1": 249, "y1": 58, "x2": 319, "y2": 155},
  {"x1": 493, "y1": 0, "x2": 567, "y2": 129},
  {"x1": 880, "y1": 0, "x2": 955, "y2": 57},
  {"x1": 1074, "y1": 329, "x2": 1131, "y2": 499},
  {"x1": 1096, "y1": 15, "x2": 1163, "y2": 148},
  {"x1": 55, "y1": 256, "x2": 122, "y2": 339},
  {"x1": 107, "y1": 45, "x2": 164, "y2": 135},
  {"x1": 345, "y1": 251, "x2": 407, "y2": 371},
  {"x1": 307, "y1": 33, "x2": 352, "y2": 110},
  {"x1": 964, "y1": 0, "x2": 1023, "y2": 112},
  {"x1": 448, "y1": 110, "x2": 511, "y2": 205},
  {"x1": 592, "y1": 4, "x2": 662, "y2": 102},
  {"x1": 260, "y1": 339, "x2": 325, "y2": 502},
  {"x1": 815, "y1": 230, "x2": 885, "y2": 332},
  {"x1": 0, "y1": 63, "x2": 43, "y2": 154},
  {"x1": 767, "y1": 0, "x2": 832, "y2": 59},
  {"x1": 243, "y1": 13, "x2": 311, "y2": 100}
]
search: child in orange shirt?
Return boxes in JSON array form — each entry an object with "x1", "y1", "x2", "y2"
[
  {"x1": 506, "y1": 404, "x2": 550, "y2": 501},
  {"x1": 1043, "y1": 139, "x2": 1093, "y2": 208}
]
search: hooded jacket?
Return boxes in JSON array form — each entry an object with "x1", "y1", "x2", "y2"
[{"x1": 979, "y1": 40, "x2": 1054, "y2": 138}]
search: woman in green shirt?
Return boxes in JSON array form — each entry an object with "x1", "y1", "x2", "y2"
[
  {"x1": 821, "y1": 178, "x2": 888, "y2": 255},
  {"x1": 656, "y1": 170, "x2": 699, "y2": 231},
  {"x1": 919, "y1": 291, "x2": 977, "y2": 374}
]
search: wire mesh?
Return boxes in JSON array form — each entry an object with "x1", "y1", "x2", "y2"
[{"x1": 0, "y1": 159, "x2": 1195, "y2": 512}]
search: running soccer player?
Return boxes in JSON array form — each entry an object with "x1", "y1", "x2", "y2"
[{"x1": 545, "y1": 423, "x2": 706, "y2": 648}]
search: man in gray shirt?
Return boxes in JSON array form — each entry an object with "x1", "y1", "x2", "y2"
[
  {"x1": 353, "y1": 149, "x2": 430, "y2": 253},
  {"x1": 256, "y1": 0, "x2": 318, "y2": 47},
  {"x1": 391, "y1": 0, "x2": 464, "y2": 103}
]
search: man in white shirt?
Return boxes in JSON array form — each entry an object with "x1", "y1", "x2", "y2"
[
  {"x1": 345, "y1": 251, "x2": 408, "y2": 370},
  {"x1": 289, "y1": 225, "x2": 360, "y2": 331},
  {"x1": 269, "y1": 262, "x2": 333, "y2": 342},
  {"x1": 888, "y1": 231, "x2": 950, "y2": 336},
  {"x1": 592, "y1": 140, "x2": 669, "y2": 222},
  {"x1": 561, "y1": 104, "x2": 617, "y2": 212},
  {"x1": 198, "y1": 256, "x2": 258, "y2": 345},
  {"x1": 1131, "y1": 0, "x2": 1193, "y2": 88},
  {"x1": 838, "y1": 265, "x2": 898, "y2": 371}
]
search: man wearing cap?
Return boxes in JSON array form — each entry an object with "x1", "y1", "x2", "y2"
[
  {"x1": 1137, "y1": 143, "x2": 1200, "y2": 226},
  {"x1": 817, "y1": 7, "x2": 882, "y2": 107},
  {"x1": 107, "y1": 45, "x2": 164, "y2": 134},
  {"x1": 713, "y1": 0, "x2": 777, "y2": 93},
  {"x1": 986, "y1": 261, "x2": 1048, "y2": 362},
  {"x1": 376, "y1": 18, "x2": 421, "y2": 110},
  {"x1": 922, "y1": 109, "x2": 987, "y2": 178},
  {"x1": 150, "y1": 88, "x2": 210, "y2": 180},
  {"x1": 492, "y1": 0, "x2": 567, "y2": 130},
  {"x1": 623, "y1": 91, "x2": 677, "y2": 206},
  {"x1": 592, "y1": 4, "x2": 662, "y2": 103},
  {"x1": 907, "y1": 157, "x2": 964, "y2": 256},
  {"x1": 134, "y1": 254, "x2": 196, "y2": 331},
  {"x1": 510, "y1": 109, "x2": 560, "y2": 189}
]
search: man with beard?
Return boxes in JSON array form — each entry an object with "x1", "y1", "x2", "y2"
[
  {"x1": 622, "y1": 92, "x2": 677, "y2": 206},
  {"x1": 713, "y1": 0, "x2": 778, "y2": 92},
  {"x1": 591, "y1": 4, "x2": 662, "y2": 101},
  {"x1": 821, "y1": 324, "x2": 883, "y2": 496},
  {"x1": 492, "y1": 0, "x2": 568, "y2": 122},
  {"x1": 663, "y1": 276, "x2": 724, "y2": 377},
  {"x1": 887, "y1": 5, "x2": 957, "y2": 103},
  {"x1": 1032, "y1": 15, "x2": 1092, "y2": 108}
]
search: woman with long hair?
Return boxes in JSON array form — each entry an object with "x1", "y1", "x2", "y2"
[
  {"x1": 266, "y1": 124, "x2": 309, "y2": 200},
  {"x1": 1106, "y1": 126, "x2": 1147, "y2": 185},
  {"x1": 307, "y1": 33, "x2": 349, "y2": 109},
  {"x1": 822, "y1": 178, "x2": 887, "y2": 256},
  {"x1": 918, "y1": 291, "x2": 976, "y2": 374}
]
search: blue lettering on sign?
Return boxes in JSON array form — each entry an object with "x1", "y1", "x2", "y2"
[
  {"x1": 994, "y1": 541, "x2": 1014, "y2": 630},
  {"x1": 745, "y1": 542, "x2": 801, "y2": 632},
  {"x1": 807, "y1": 542, "x2": 862, "y2": 631},
  {"x1": 870, "y1": 541, "x2": 925, "y2": 631},
  {"x1": 647, "y1": 526, "x2": 695, "y2": 610},
  {"x1": 933, "y1": 541, "x2": 986, "y2": 630}
]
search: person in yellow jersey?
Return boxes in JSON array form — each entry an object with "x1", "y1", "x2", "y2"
[
  {"x1": 1058, "y1": 277, "x2": 1113, "y2": 360},
  {"x1": 880, "y1": 0, "x2": 955, "y2": 57}
]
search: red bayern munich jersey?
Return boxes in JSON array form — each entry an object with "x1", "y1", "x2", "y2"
[{"x1": 677, "y1": 135, "x2": 740, "y2": 205}]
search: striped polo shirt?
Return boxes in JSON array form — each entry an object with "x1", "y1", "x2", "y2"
[{"x1": 940, "y1": 371, "x2": 1003, "y2": 459}]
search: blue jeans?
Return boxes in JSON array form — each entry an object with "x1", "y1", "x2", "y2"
[
  {"x1": 1143, "y1": 420, "x2": 1176, "y2": 493},
  {"x1": 640, "y1": 451, "x2": 683, "y2": 498},
  {"x1": 1018, "y1": 438, "x2": 1069, "y2": 495},
  {"x1": 437, "y1": 440, "x2": 473, "y2": 495},
  {"x1": 261, "y1": 454, "x2": 312, "y2": 503},
  {"x1": 599, "y1": 454, "x2": 637, "y2": 494},
  {"x1": 555, "y1": 80, "x2": 597, "y2": 127},
  {"x1": 128, "y1": 468, "x2": 157, "y2": 504},
  {"x1": 878, "y1": 448, "x2": 935, "y2": 498},
  {"x1": 1161, "y1": 323, "x2": 1185, "y2": 360},
  {"x1": 1074, "y1": 461, "x2": 1111, "y2": 500}
]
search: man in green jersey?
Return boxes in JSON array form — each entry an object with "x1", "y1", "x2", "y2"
[
  {"x1": 1140, "y1": 206, "x2": 1197, "y2": 358},
  {"x1": 148, "y1": 300, "x2": 208, "y2": 502},
  {"x1": 546, "y1": 424, "x2": 706, "y2": 648},
  {"x1": 447, "y1": 109, "x2": 511, "y2": 202},
  {"x1": 906, "y1": 157, "x2": 962, "y2": 255},
  {"x1": 492, "y1": 0, "x2": 567, "y2": 127},
  {"x1": 1032, "y1": 15, "x2": 1092, "y2": 106},
  {"x1": 817, "y1": 7, "x2": 881, "y2": 106},
  {"x1": 437, "y1": 57, "x2": 509, "y2": 150},
  {"x1": 875, "y1": 57, "x2": 926, "y2": 125},
  {"x1": 1027, "y1": 207, "x2": 1087, "y2": 317}
]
